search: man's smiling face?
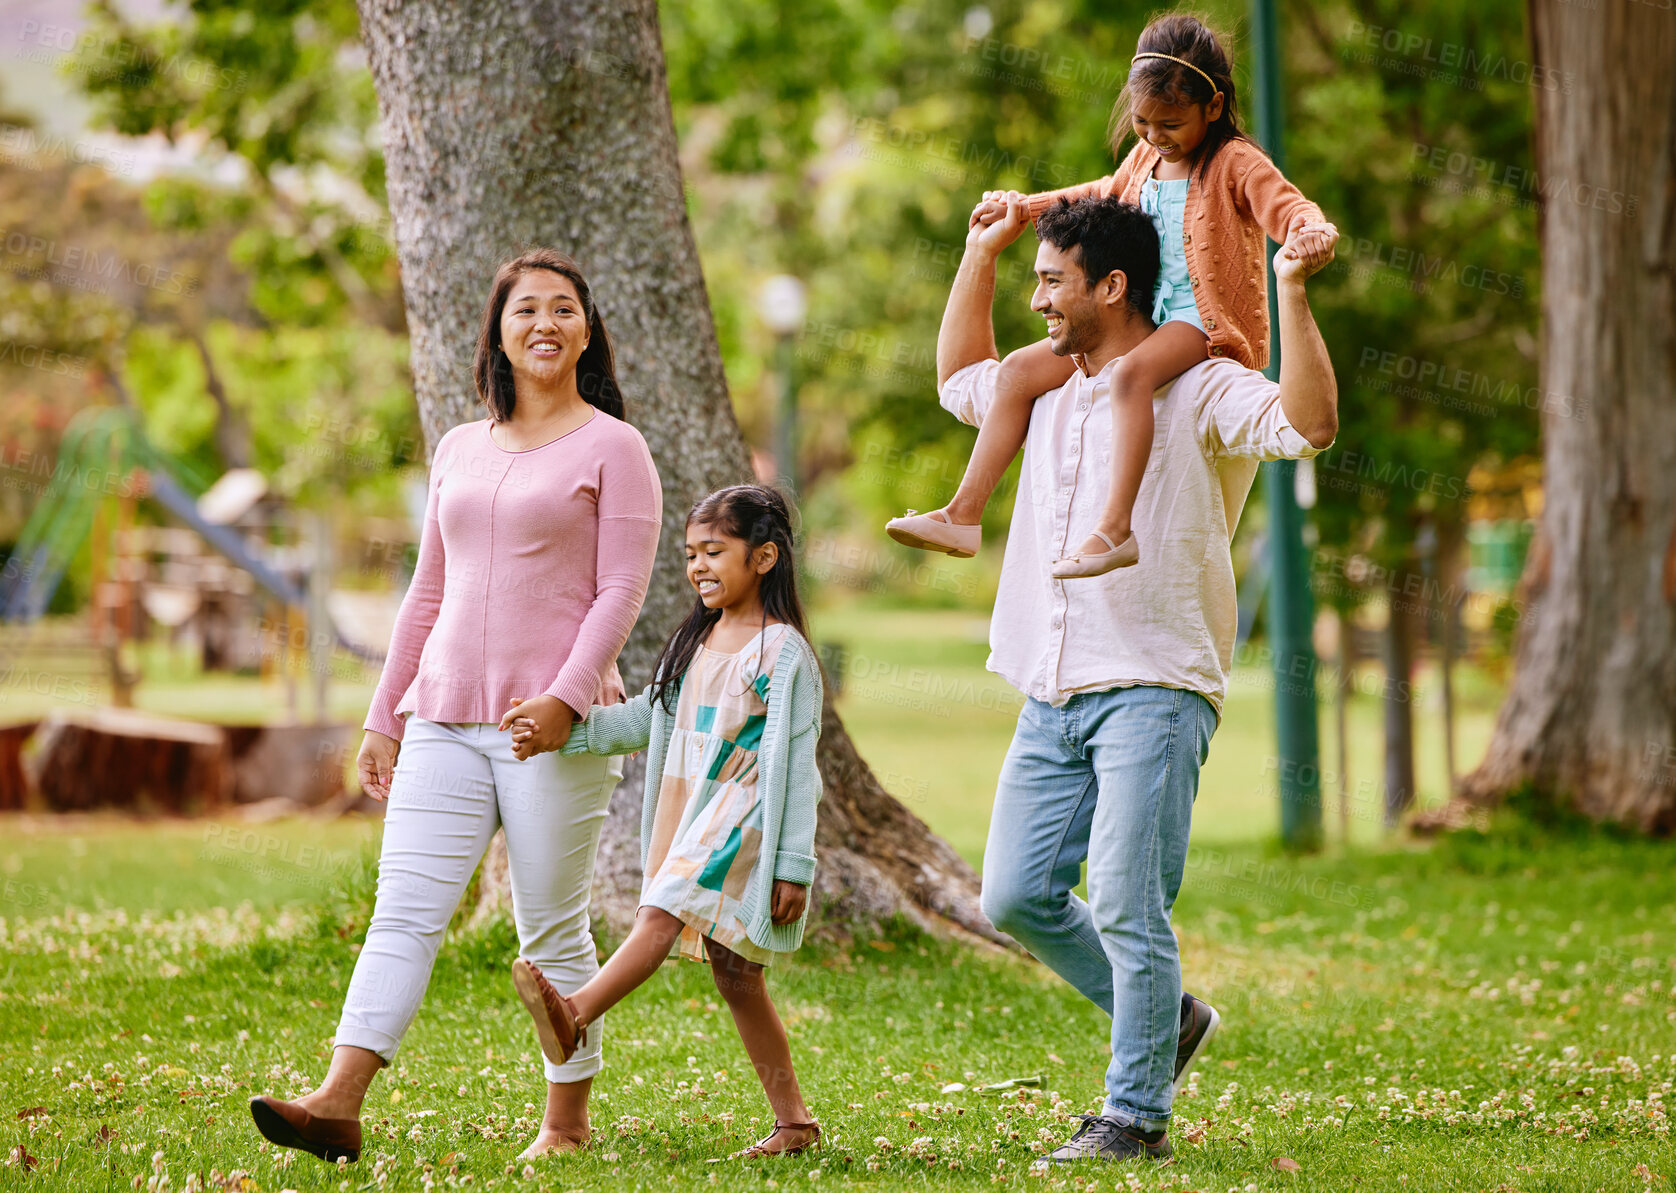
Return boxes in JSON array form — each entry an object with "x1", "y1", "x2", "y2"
[{"x1": 1032, "y1": 239, "x2": 1104, "y2": 359}]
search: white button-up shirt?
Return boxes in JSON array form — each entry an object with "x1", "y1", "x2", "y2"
[{"x1": 940, "y1": 354, "x2": 1325, "y2": 717}]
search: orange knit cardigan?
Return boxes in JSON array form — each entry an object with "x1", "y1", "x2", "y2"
[{"x1": 1024, "y1": 138, "x2": 1324, "y2": 370}]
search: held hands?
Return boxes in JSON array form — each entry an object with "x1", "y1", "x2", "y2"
[
  {"x1": 599, "y1": 662, "x2": 627, "y2": 707},
  {"x1": 356, "y1": 730, "x2": 400, "y2": 801},
  {"x1": 1276, "y1": 221, "x2": 1338, "y2": 283},
  {"x1": 770, "y1": 880, "x2": 808, "y2": 926},
  {"x1": 966, "y1": 189, "x2": 1031, "y2": 257},
  {"x1": 499, "y1": 694, "x2": 577, "y2": 760}
]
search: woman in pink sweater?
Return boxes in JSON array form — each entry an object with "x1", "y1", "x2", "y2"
[{"x1": 250, "y1": 249, "x2": 663, "y2": 1165}]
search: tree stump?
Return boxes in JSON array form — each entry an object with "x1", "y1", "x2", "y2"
[
  {"x1": 0, "y1": 722, "x2": 37, "y2": 811},
  {"x1": 26, "y1": 709, "x2": 229, "y2": 814},
  {"x1": 228, "y1": 724, "x2": 355, "y2": 807}
]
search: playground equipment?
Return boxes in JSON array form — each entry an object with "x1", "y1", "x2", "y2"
[
  {"x1": 1, "y1": 405, "x2": 378, "y2": 690},
  {"x1": 0, "y1": 403, "x2": 386, "y2": 815}
]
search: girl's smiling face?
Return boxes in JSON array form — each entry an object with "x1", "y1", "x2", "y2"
[
  {"x1": 498, "y1": 269, "x2": 589, "y2": 383},
  {"x1": 686, "y1": 521, "x2": 777, "y2": 611},
  {"x1": 1131, "y1": 89, "x2": 1224, "y2": 164}
]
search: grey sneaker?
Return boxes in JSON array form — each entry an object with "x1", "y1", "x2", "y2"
[
  {"x1": 1042, "y1": 1114, "x2": 1171, "y2": 1162},
  {"x1": 1174, "y1": 993, "x2": 1221, "y2": 1094}
]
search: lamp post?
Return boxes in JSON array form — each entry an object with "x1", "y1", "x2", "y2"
[
  {"x1": 1253, "y1": 0, "x2": 1323, "y2": 852},
  {"x1": 758, "y1": 275, "x2": 806, "y2": 493}
]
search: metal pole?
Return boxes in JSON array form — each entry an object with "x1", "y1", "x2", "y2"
[
  {"x1": 775, "y1": 333, "x2": 797, "y2": 495},
  {"x1": 1253, "y1": 0, "x2": 1322, "y2": 851}
]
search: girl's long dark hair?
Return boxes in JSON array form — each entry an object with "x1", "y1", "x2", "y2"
[
  {"x1": 472, "y1": 248, "x2": 625, "y2": 421},
  {"x1": 648, "y1": 485, "x2": 810, "y2": 713},
  {"x1": 1109, "y1": 13, "x2": 1249, "y2": 178}
]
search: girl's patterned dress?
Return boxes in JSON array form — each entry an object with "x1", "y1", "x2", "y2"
[{"x1": 640, "y1": 623, "x2": 792, "y2": 966}]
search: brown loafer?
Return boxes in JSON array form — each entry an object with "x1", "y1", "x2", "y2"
[
  {"x1": 512, "y1": 957, "x2": 588, "y2": 1065},
  {"x1": 249, "y1": 1095, "x2": 361, "y2": 1164},
  {"x1": 732, "y1": 1119, "x2": 822, "y2": 1158}
]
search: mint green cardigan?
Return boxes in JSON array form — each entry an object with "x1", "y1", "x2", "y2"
[{"x1": 560, "y1": 629, "x2": 825, "y2": 953}]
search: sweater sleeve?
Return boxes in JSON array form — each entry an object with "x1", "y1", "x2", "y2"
[
  {"x1": 771, "y1": 643, "x2": 825, "y2": 887},
  {"x1": 543, "y1": 425, "x2": 663, "y2": 719},
  {"x1": 560, "y1": 684, "x2": 657, "y2": 756},
  {"x1": 1025, "y1": 141, "x2": 1152, "y2": 221},
  {"x1": 362, "y1": 428, "x2": 456, "y2": 742},
  {"x1": 1232, "y1": 144, "x2": 1325, "y2": 244},
  {"x1": 1024, "y1": 174, "x2": 1112, "y2": 223}
]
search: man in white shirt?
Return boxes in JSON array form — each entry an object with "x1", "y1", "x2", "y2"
[{"x1": 939, "y1": 195, "x2": 1338, "y2": 1162}]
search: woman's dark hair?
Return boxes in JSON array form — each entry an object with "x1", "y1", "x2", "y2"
[
  {"x1": 1109, "y1": 13, "x2": 1249, "y2": 177},
  {"x1": 472, "y1": 248, "x2": 624, "y2": 421},
  {"x1": 648, "y1": 485, "x2": 810, "y2": 713}
]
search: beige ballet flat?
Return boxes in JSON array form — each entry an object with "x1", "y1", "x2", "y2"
[
  {"x1": 1051, "y1": 530, "x2": 1139, "y2": 579},
  {"x1": 885, "y1": 509, "x2": 981, "y2": 558}
]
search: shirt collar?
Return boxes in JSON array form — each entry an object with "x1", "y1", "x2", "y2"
[{"x1": 1070, "y1": 351, "x2": 1125, "y2": 382}]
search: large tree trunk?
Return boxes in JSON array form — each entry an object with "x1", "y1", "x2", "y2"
[
  {"x1": 354, "y1": 0, "x2": 1002, "y2": 941},
  {"x1": 1455, "y1": 0, "x2": 1676, "y2": 832}
]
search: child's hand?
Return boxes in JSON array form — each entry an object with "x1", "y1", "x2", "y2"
[
  {"x1": 1280, "y1": 221, "x2": 1338, "y2": 277},
  {"x1": 498, "y1": 695, "x2": 577, "y2": 760},
  {"x1": 967, "y1": 193, "x2": 1031, "y2": 257},
  {"x1": 969, "y1": 190, "x2": 1027, "y2": 229},
  {"x1": 769, "y1": 880, "x2": 808, "y2": 925}
]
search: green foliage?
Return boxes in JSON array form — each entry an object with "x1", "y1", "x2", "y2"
[
  {"x1": 3, "y1": 820, "x2": 1672, "y2": 1190},
  {"x1": 43, "y1": 0, "x2": 1542, "y2": 613},
  {"x1": 69, "y1": 0, "x2": 398, "y2": 331},
  {"x1": 1285, "y1": 0, "x2": 1542, "y2": 592},
  {"x1": 657, "y1": 0, "x2": 1541, "y2": 605}
]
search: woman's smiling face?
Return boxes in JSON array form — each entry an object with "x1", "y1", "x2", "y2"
[{"x1": 498, "y1": 269, "x2": 589, "y2": 383}]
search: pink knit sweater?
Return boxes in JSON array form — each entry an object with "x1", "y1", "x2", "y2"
[{"x1": 363, "y1": 411, "x2": 663, "y2": 742}]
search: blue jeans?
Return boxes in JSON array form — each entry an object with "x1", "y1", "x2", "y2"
[{"x1": 980, "y1": 685, "x2": 1216, "y2": 1126}]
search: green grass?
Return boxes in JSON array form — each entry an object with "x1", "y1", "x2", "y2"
[
  {"x1": 2, "y1": 818, "x2": 1672, "y2": 1192},
  {"x1": 2, "y1": 602, "x2": 1669, "y2": 1190}
]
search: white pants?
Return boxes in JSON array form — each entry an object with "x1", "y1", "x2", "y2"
[{"x1": 335, "y1": 717, "x2": 624, "y2": 1083}]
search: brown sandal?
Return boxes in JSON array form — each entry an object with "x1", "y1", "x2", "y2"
[
  {"x1": 733, "y1": 1119, "x2": 822, "y2": 1158},
  {"x1": 512, "y1": 958, "x2": 589, "y2": 1065}
]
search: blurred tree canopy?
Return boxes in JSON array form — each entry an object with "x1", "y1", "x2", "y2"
[{"x1": 7, "y1": 0, "x2": 1540, "y2": 621}]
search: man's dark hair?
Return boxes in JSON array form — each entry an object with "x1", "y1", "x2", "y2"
[{"x1": 1034, "y1": 196, "x2": 1160, "y2": 320}]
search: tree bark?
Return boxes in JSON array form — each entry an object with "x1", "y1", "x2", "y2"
[
  {"x1": 354, "y1": 0, "x2": 1001, "y2": 941},
  {"x1": 187, "y1": 329, "x2": 252, "y2": 472},
  {"x1": 1455, "y1": 0, "x2": 1676, "y2": 832}
]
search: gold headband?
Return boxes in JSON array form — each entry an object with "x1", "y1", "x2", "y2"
[{"x1": 1131, "y1": 51, "x2": 1219, "y2": 95}]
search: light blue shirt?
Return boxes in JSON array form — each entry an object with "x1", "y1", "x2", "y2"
[{"x1": 1139, "y1": 176, "x2": 1205, "y2": 332}]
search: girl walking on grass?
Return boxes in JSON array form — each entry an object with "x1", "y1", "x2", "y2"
[
  {"x1": 887, "y1": 12, "x2": 1337, "y2": 578},
  {"x1": 506, "y1": 484, "x2": 826, "y2": 1159}
]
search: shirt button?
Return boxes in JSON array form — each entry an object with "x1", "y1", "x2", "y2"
[
  {"x1": 1206, "y1": 318, "x2": 1217, "y2": 330},
  {"x1": 1211, "y1": 346, "x2": 1224, "y2": 356}
]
